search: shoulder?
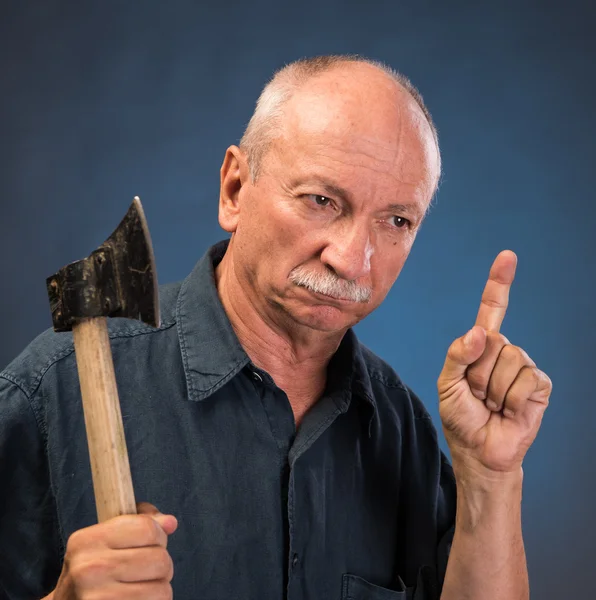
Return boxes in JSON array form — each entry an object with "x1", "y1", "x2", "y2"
[{"x1": 0, "y1": 280, "x2": 182, "y2": 399}]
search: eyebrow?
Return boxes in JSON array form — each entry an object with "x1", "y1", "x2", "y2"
[
  {"x1": 306, "y1": 180, "x2": 353, "y2": 204},
  {"x1": 292, "y1": 177, "x2": 424, "y2": 220},
  {"x1": 385, "y1": 203, "x2": 424, "y2": 219}
]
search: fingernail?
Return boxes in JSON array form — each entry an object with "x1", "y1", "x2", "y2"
[
  {"x1": 471, "y1": 388, "x2": 485, "y2": 400},
  {"x1": 486, "y1": 400, "x2": 499, "y2": 411},
  {"x1": 504, "y1": 408, "x2": 515, "y2": 418}
]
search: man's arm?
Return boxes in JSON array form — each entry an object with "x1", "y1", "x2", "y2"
[
  {"x1": 441, "y1": 466, "x2": 527, "y2": 600},
  {"x1": 0, "y1": 376, "x2": 64, "y2": 598},
  {"x1": 436, "y1": 251, "x2": 551, "y2": 600}
]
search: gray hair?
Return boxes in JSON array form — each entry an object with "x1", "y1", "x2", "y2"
[{"x1": 239, "y1": 54, "x2": 441, "y2": 187}]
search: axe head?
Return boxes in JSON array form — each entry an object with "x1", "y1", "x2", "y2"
[{"x1": 47, "y1": 197, "x2": 160, "y2": 332}]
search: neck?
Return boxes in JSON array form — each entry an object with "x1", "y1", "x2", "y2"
[{"x1": 215, "y1": 244, "x2": 345, "y2": 419}]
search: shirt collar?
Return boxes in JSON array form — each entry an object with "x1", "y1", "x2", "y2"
[
  {"x1": 175, "y1": 241, "x2": 377, "y2": 424},
  {"x1": 175, "y1": 240, "x2": 250, "y2": 402}
]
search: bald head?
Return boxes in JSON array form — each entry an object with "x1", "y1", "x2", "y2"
[{"x1": 240, "y1": 55, "x2": 441, "y2": 195}]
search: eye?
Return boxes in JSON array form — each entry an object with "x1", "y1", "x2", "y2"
[
  {"x1": 390, "y1": 216, "x2": 410, "y2": 229},
  {"x1": 308, "y1": 194, "x2": 332, "y2": 207}
]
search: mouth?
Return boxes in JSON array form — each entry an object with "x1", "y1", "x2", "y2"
[{"x1": 296, "y1": 284, "x2": 359, "y2": 305}]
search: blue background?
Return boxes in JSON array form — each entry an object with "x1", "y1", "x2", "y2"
[{"x1": 1, "y1": 1, "x2": 594, "y2": 597}]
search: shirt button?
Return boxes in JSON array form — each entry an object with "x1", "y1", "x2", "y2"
[
  {"x1": 252, "y1": 371, "x2": 263, "y2": 382},
  {"x1": 292, "y1": 554, "x2": 299, "y2": 568}
]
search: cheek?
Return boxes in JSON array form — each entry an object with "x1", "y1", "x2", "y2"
[
  {"x1": 242, "y1": 191, "x2": 300, "y2": 244},
  {"x1": 256, "y1": 202, "x2": 325, "y2": 264},
  {"x1": 371, "y1": 244, "x2": 410, "y2": 292},
  {"x1": 236, "y1": 198, "x2": 281, "y2": 254},
  {"x1": 236, "y1": 199, "x2": 316, "y2": 283}
]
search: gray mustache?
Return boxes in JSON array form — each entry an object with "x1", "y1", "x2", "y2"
[{"x1": 289, "y1": 266, "x2": 372, "y2": 303}]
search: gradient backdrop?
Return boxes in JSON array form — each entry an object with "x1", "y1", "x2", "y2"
[{"x1": 1, "y1": 1, "x2": 594, "y2": 597}]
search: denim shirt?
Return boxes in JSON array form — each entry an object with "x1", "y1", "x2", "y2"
[{"x1": 0, "y1": 241, "x2": 456, "y2": 600}]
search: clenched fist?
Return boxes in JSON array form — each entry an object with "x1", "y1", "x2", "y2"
[{"x1": 46, "y1": 502, "x2": 178, "y2": 600}]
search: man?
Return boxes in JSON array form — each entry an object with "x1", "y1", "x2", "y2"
[{"x1": 0, "y1": 55, "x2": 551, "y2": 599}]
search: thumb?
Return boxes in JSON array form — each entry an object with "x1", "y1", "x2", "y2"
[
  {"x1": 439, "y1": 326, "x2": 487, "y2": 384},
  {"x1": 137, "y1": 501, "x2": 178, "y2": 536}
]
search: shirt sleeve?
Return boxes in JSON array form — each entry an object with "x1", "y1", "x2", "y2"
[
  {"x1": 402, "y1": 453, "x2": 456, "y2": 600},
  {"x1": 436, "y1": 451, "x2": 456, "y2": 586},
  {"x1": 0, "y1": 375, "x2": 63, "y2": 599}
]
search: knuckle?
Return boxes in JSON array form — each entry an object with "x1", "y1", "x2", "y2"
[
  {"x1": 466, "y1": 369, "x2": 488, "y2": 391},
  {"x1": 505, "y1": 388, "x2": 526, "y2": 409},
  {"x1": 155, "y1": 549, "x2": 174, "y2": 578},
  {"x1": 481, "y1": 295, "x2": 503, "y2": 309},
  {"x1": 66, "y1": 528, "x2": 89, "y2": 554},
  {"x1": 166, "y1": 553, "x2": 175, "y2": 581},
  {"x1": 533, "y1": 368, "x2": 552, "y2": 401},
  {"x1": 446, "y1": 341, "x2": 460, "y2": 361},
  {"x1": 538, "y1": 369, "x2": 553, "y2": 391},
  {"x1": 522, "y1": 365, "x2": 540, "y2": 385},
  {"x1": 507, "y1": 342, "x2": 534, "y2": 365},
  {"x1": 70, "y1": 556, "x2": 110, "y2": 585},
  {"x1": 500, "y1": 343, "x2": 522, "y2": 362},
  {"x1": 155, "y1": 583, "x2": 173, "y2": 600},
  {"x1": 486, "y1": 378, "x2": 504, "y2": 399},
  {"x1": 516, "y1": 345, "x2": 533, "y2": 364},
  {"x1": 486, "y1": 331, "x2": 509, "y2": 348},
  {"x1": 137, "y1": 515, "x2": 160, "y2": 543},
  {"x1": 487, "y1": 330, "x2": 505, "y2": 342}
]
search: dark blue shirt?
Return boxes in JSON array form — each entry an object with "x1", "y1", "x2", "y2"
[{"x1": 0, "y1": 241, "x2": 456, "y2": 600}]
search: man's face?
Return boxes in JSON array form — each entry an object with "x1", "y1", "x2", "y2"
[{"x1": 221, "y1": 66, "x2": 439, "y2": 334}]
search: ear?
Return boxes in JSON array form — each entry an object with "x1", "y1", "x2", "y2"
[{"x1": 219, "y1": 145, "x2": 250, "y2": 233}]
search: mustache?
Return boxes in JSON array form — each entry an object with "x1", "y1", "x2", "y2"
[{"x1": 289, "y1": 265, "x2": 372, "y2": 303}]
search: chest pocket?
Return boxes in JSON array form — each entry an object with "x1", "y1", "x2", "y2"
[{"x1": 342, "y1": 574, "x2": 406, "y2": 600}]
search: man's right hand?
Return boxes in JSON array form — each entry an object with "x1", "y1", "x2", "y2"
[{"x1": 44, "y1": 502, "x2": 178, "y2": 600}]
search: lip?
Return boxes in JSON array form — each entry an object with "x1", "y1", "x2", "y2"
[{"x1": 298, "y1": 285, "x2": 356, "y2": 305}]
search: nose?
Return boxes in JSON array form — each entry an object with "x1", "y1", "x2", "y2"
[{"x1": 320, "y1": 221, "x2": 373, "y2": 282}]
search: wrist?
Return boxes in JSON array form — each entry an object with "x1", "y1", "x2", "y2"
[
  {"x1": 450, "y1": 448, "x2": 524, "y2": 491},
  {"x1": 452, "y1": 459, "x2": 524, "y2": 534}
]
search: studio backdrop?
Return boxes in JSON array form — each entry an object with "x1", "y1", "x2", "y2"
[{"x1": 1, "y1": 1, "x2": 594, "y2": 598}]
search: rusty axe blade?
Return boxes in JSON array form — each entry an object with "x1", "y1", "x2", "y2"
[
  {"x1": 46, "y1": 196, "x2": 159, "y2": 523},
  {"x1": 47, "y1": 196, "x2": 160, "y2": 332}
]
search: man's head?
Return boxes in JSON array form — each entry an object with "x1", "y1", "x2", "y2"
[{"x1": 217, "y1": 55, "x2": 440, "y2": 335}]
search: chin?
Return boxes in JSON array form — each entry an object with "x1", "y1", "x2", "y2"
[{"x1": 287, "y1": 303, "x2": 363, "y2": 333}]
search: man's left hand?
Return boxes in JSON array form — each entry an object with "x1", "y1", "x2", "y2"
[{"x1": 437, "y1": 251, "x2": 552, "y2": 476}]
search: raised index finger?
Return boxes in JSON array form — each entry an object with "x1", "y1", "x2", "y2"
[{"x1": 475, "y1": 250, "x2": 517, "y2": 332}]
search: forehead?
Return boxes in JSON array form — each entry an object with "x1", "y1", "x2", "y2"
[{"x1": 269, "y1": 66, "x2": 439, "y2": 202}]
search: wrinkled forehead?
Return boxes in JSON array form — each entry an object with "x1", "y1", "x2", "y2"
[
  {"x1": 266, "y1": 77, "x2": 439, "y2": 201},
  {"x1": 271, "y1": 70, "x2": 439, "y2": 197}
]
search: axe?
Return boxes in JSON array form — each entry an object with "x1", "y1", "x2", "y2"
[{"x1": 46, "y1": 197, "x2": 160, "y2": 523}]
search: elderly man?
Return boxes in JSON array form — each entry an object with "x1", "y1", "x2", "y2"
[{"x1": 0, "y1": 55, "x2": 551, "y2": 600}]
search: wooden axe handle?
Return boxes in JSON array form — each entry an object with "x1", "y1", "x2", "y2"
[{"x1": 72, "y1": 317, "x2": 136, "y2": 522}]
